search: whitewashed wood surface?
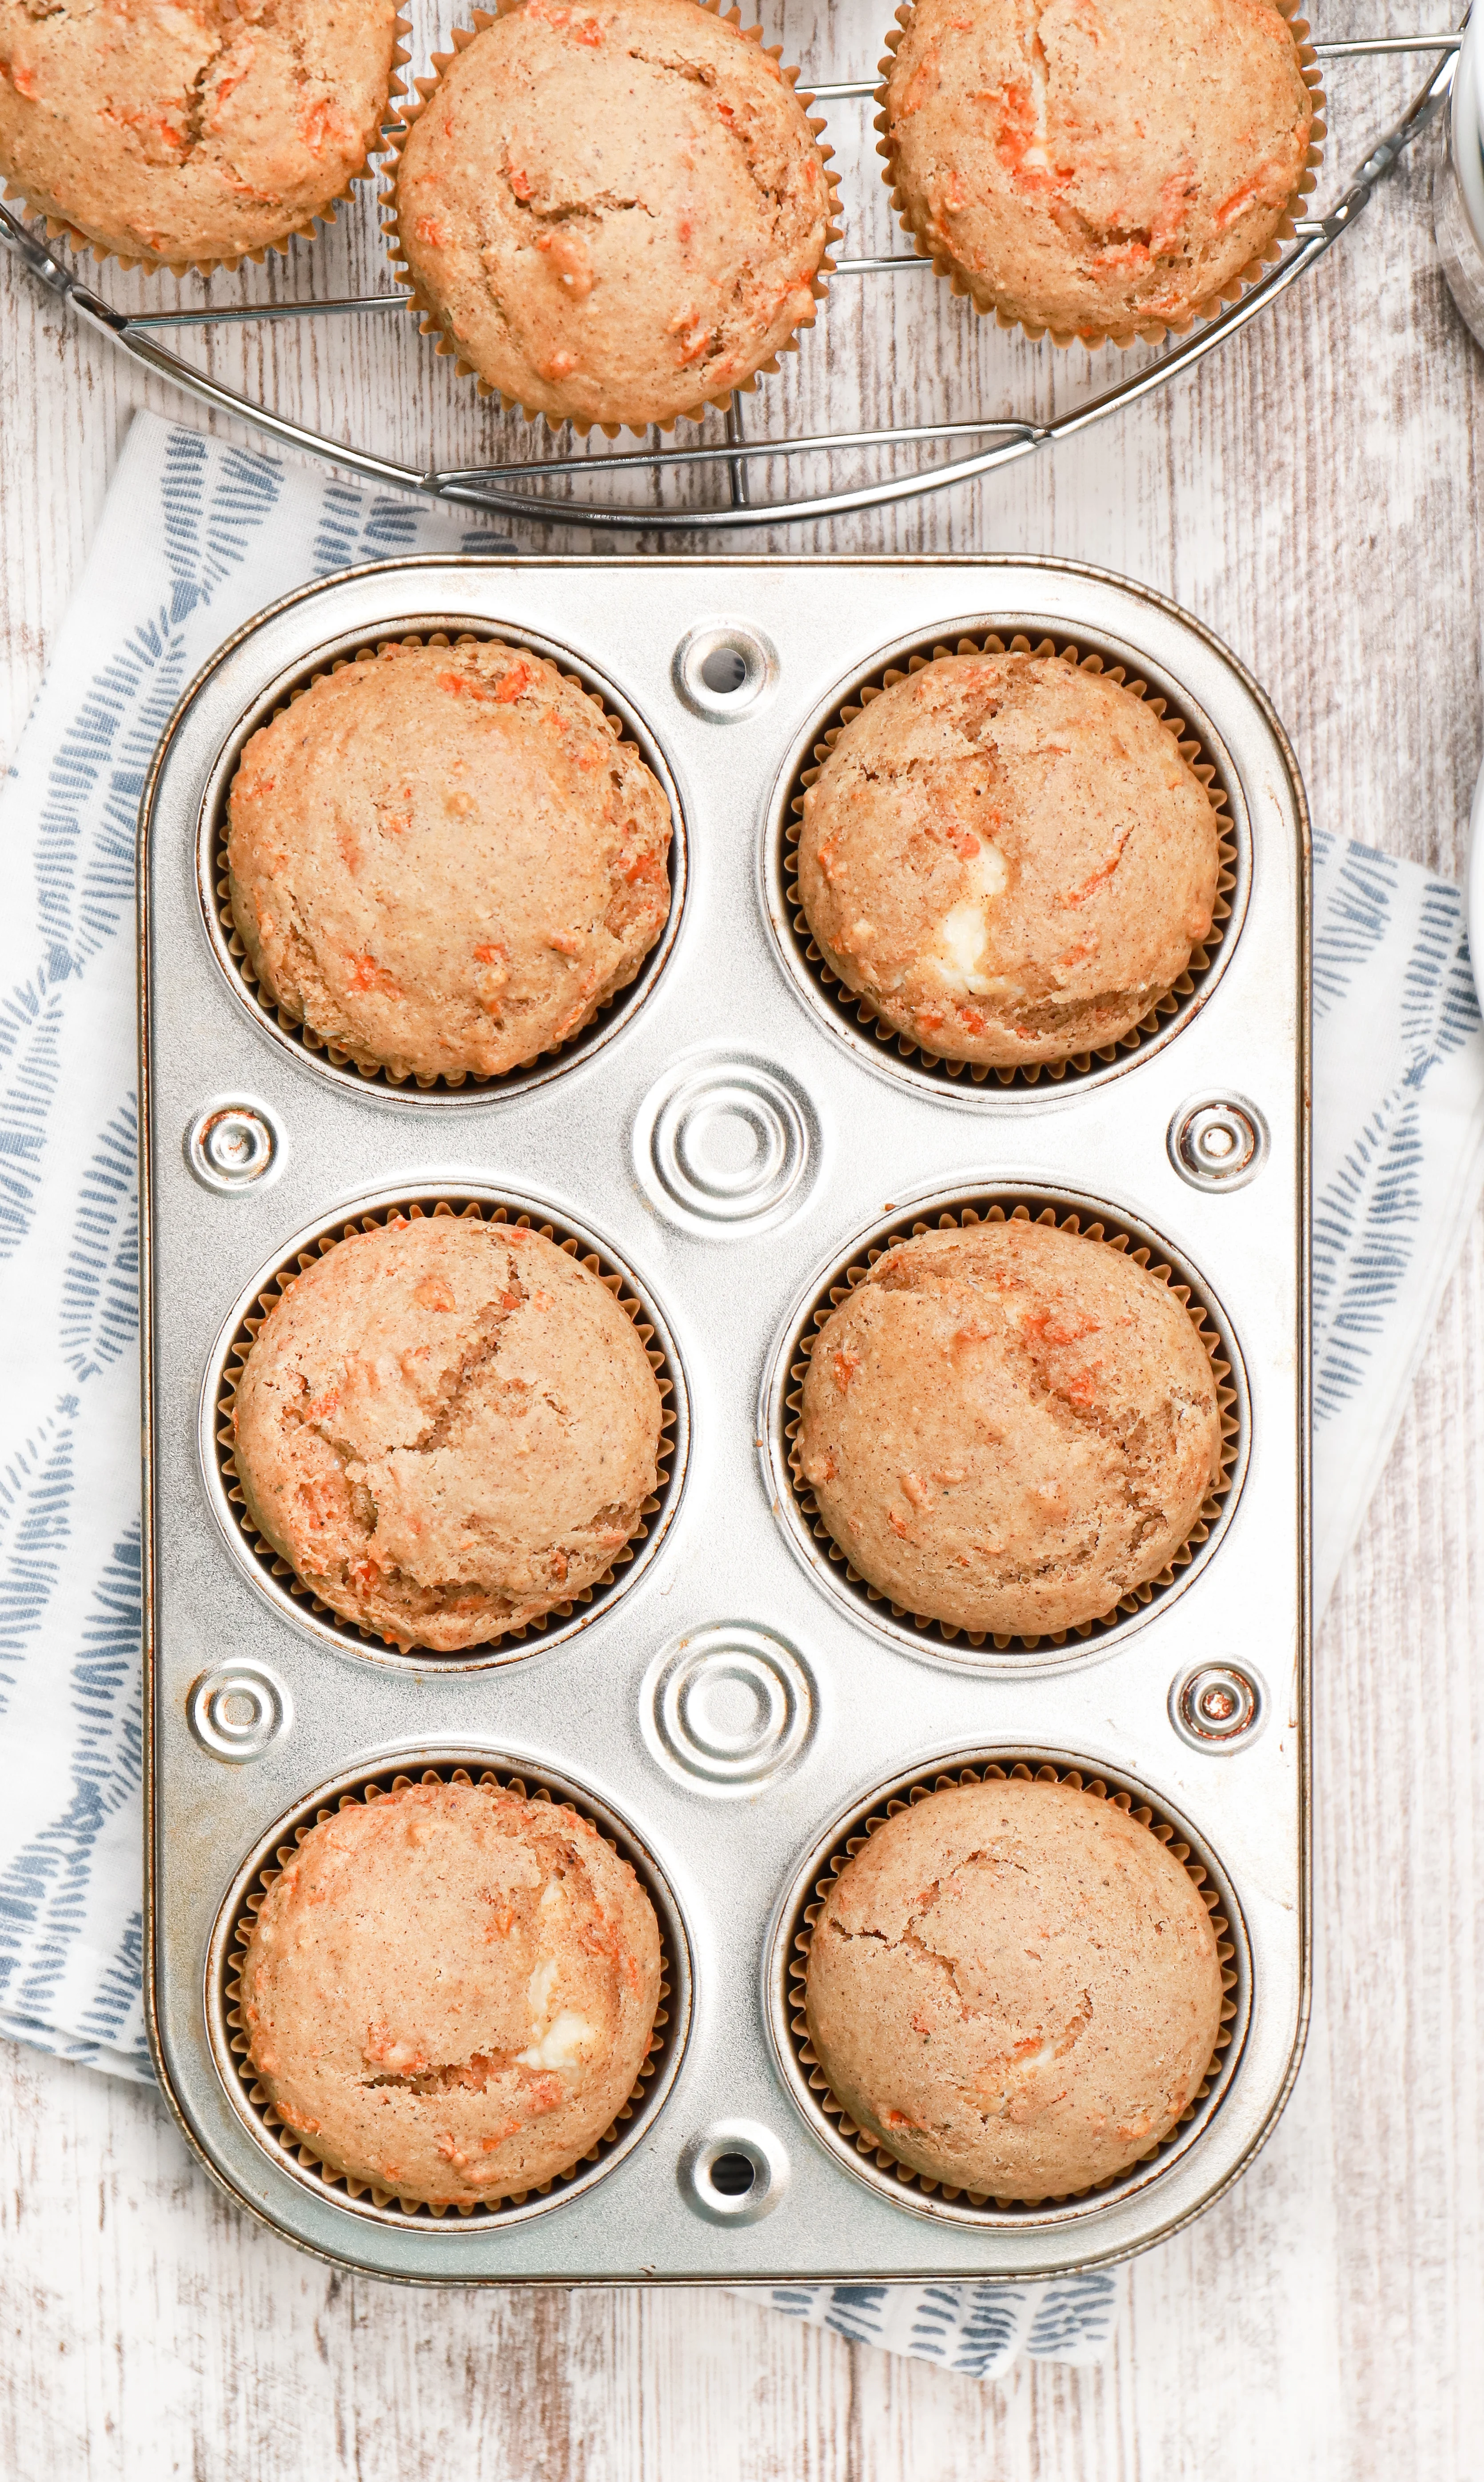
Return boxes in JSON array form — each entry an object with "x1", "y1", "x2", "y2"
[{"x1": 2, "y1": 5, "x2": 1483, "y2": 2474}]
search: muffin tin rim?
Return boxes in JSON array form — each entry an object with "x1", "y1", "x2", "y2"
[
  {"x1": 757, "y1": 1173, "x2": 1251, "y2": 1678},
  {"x1": 760, "y1": 607, "x2": 1253, "y2": 1111},
  {"x1": 196, "y1": 1179, "x2": 691, "y2": 1674},
  {"x1": 203, "y1": 1744, "x2": 696, "y2": 2233},
  {"x1": 762, "y1": 1743, "x2": 1253, "y2": 2232},
  {"x1": 193, "y1": 611, "x2": 690, "y2": 1109}
]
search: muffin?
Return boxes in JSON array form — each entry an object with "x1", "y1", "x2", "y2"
[
  {"x1": 796, "y1": 1217, "x2": 1222, "y2": 1637},
  {"x1": 0, "y1": 0, "x2": 400, "y2": 270},
  {"x1": 879, "y1": 0, "x2": 1317, "y2": 344},
  {"x1": 797, "y1": 652, "x2": 1220, "y2": 1070},
  {"x1": 805, "y1": 1776, "x2": 1225, "y2": 2200},
  {"x1": 239, "y1": 1778, "x2": 664, "y2": 2207},
  {"x1": 231, "y1": 1213, "x2": 665, "y2": 1652},
  {"x1": 227, "y1": 638, "x2": 673, "y2": 1084},
  {"x1": 387, "y1": 0, "x2": 835, "y2": 431}
]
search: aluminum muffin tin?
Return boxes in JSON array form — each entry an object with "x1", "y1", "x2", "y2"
[{"x1": 140, "y1": 556, "x2": 1310, "y2": 2282}]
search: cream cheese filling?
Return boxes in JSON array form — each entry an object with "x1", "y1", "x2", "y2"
[{"x1": 926, "y1": 841, "x2": 1020, "y2": 997}]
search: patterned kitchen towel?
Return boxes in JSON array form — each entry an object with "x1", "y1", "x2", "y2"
[
  {"x1": 3, "y1": 413, "x2": 1483, "y2": 2374},
  {"x1": 729, "y1": 2269, "x2": 1117, "y2": 2375}
]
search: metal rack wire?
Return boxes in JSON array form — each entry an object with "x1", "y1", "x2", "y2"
[{"x1": 0, "y1": 25, "x2": 1464, "y2": 531}]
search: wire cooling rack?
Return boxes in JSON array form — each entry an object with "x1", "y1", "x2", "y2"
[{"x1": 0, "y1": 23, "x2": 1464, "y2": 531}]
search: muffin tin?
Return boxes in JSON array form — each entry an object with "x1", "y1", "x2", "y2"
[{"x1": 140, "y1": 555, "x2": 1309, "y2": 2280}]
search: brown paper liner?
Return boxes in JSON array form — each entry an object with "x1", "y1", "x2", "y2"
[
  {"x1": 220, "y1": 1760, "x2": 678, "y2": 2221},
  {"x1": 779, "y1": 1756, "x2": 1243, "y2": 2215},
  {"x1": 214, "y1": 1196, "x2": 681, "y2": 1656},
  {"x1": 782, "y1": 630, "x2": 1237, "y2": 1091},
  {"x1": 213, "y1": 627, "x2": 680, "y2": 1093},
  {"x1": 379, "y1": 0, "x2": 843, "y2": 439},
  {"x1": 874, "y1": 0, "x2": 1327, "y2": 350},
  {"x1": 782, "y1": 1194, "x2": 1243, "y2": 1654},
  {"x1": 1, "y1": 15, "x2": 411, "y2": 279}
]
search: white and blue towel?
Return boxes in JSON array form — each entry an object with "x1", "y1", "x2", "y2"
[{"x1": 4, "y1": 412, "x2": 1484, "y2": 2378}]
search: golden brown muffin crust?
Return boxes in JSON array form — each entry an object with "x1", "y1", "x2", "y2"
[
  {"x1": 796, "y1": 652, "x2": 1221, "y2": 1069},
  {"x1": 391, "y1": 0, "x2": 833, "y2": 428},
  {"x1": 240, "y1": 1780, "x2": 664, "y2": 2206},
  {"x1": 0, "y1": 0, "x2": 399, "y2": 268},
  {"x1": 227, "y1": 638, "x2": 673, "y2": 1084},
  {"x1": 805, "y1": 1777, "x2": 1224, "y2": 2199},
  {"x1": 882, "y1": 0, "x2": 1314, "y2": 341},
  {"x1": 797, "y1": 1219, "x2": 1222, "y2": 1637},
  {"x1": 231, "y1": 1215, "x2": 664, "y2": 1652}
]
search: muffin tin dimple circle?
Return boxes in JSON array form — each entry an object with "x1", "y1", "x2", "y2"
[
  {"x1": 761, "y1": 1184, "x2": 1249, "y2": 1675},
  {"x1": 206, "y1": 1753, "x2": 693, "y2": 2231},
  {"x1": 634, "y1": 1051, "x2": 816, "y2": 1236},
  {"x1": 763, "y1": 618, "x2": 1250, "y2": 1108},
  {"x1": 766, "y1": 1752, "x2": 1250, "y2": 2230},
  {"x1": 187, "y1": 1662, "x2": 291, "y2": 1764},
  {"x1": 195, "y1": 616, "x2": 689, "y2": 1106},
  {"x1": 642, "y1": 1624, "x2": 815, "y2": 1795},
  {"x1": 185, "y1": 1099, "x2": 282, "y2": 1193},
  {"x1": 198, "y1": 1186, "x2": 690, "y2": 1673}
]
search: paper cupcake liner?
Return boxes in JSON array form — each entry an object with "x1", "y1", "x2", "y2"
[
  {"x1": 779, "y1": 1192, "x2": 1244, "y2": 1656},
  {"x1": 214, "y1": 1756, "x2": 686, "y2": 2224},
  {"x1": 379, "y1": 0, "x2": 843, "y2": 439},
  {"x1": 211, "y1": 626, "x2": 683, "y2": 1095},
  {"x1": 0, "y1": 14, "x2": 410, "y2": 280},
  {"x1": 874, "y1": 0, "x2": 1327, "y2": 351},
  {"x1": 211, "y1": 1194, "x2": 683, "y2": 1659},
  {"x1": 773, "y1": 1753, "x2": 1245, "y2": 2220},
  {"x1": 781, "y1": 629, "x2": 1238, "y2": 1092}
]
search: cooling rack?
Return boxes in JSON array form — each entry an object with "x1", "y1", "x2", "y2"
[{"x1": 0, "y1": 23, "x2": 1464, "y2": 531}]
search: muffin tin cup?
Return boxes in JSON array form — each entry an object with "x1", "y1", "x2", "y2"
[
  {"x1": 379, "y1": 0, "x2": 843, "y2": 441},
  {"x1": 207, "y1": 1751, "x2": 693, "y2": 2229},
  {"x1": 766, "y1": 1749, "x2": 1248, "y2": 2228},
  {"x1": 199, "y1": 617, "x2": 688, "y2": 1102},
  {"x1": 142, "y1": 555, "x2": 1307, "y2": 2282},
  {"x1": 1, "y1": 12, "x2": 411, "y2": 279},
  {"x1": 761, "y1": 1183, "x2": 1248, "y2": 1673},
  {"x1": 200, "y1": 1185, "x2": 689, "y2": 1672},
  {"x1": 874, "y1": 0, "x2": 1327, "y2": 352},
  {"x1": 766, "y1": 620, "x2": 1247, "y2": 1101}
]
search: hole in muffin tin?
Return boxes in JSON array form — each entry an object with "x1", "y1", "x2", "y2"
[
  {"x1": 199, "y1": 1187, "x2": 688, "y2": 1672},
  {"x1": 195, "y1": 618, "x2": 687, "y2": 1104},
  {"x1": 206, "y1": 1752, "x2": 693, "y2": 2230},
  {"x1": 760, "y1": 1185, "x2": 1248, "y2": 1674},
  {"x1": 764, "y1": 618, "x2": 1248, "y2": 1103},
  {"x1": 766, "y1": 1750, "x2": 1250, "y2": 2229}
]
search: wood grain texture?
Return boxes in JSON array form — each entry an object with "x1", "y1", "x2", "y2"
[{"x1": 2, "y1": 4, "x2": 1483, "y2": 2474}]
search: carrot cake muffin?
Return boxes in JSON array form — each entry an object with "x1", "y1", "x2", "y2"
[
  {"x1": 796, "y1": 1218, "x2": 1222, "y2": 1637},
  {"x1": 389, "y1": 0, "x2": 834, "y2": 430},
  {"x1": 227, "y1": 638, "x2": 673, "y2": 1083},
  {"x1": 805, "y1": 1776, "x2": 1224, "y2": 2199},
  {"x1": 240, "y1": 1778, "x2": 663, "y2": 2207},
  {"x1": 0, "y1": 0, "x2": 400, "y2": 270},
  {"x1": 880, "y1": 0, "x2": 1315, "y2": 342},
  {"x1": 231, "y1": 1214, "x2": 664, "y2": 1652},
  {"x1": 796, "y1": 652, "x2": 1220, "y2": 1069}
]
